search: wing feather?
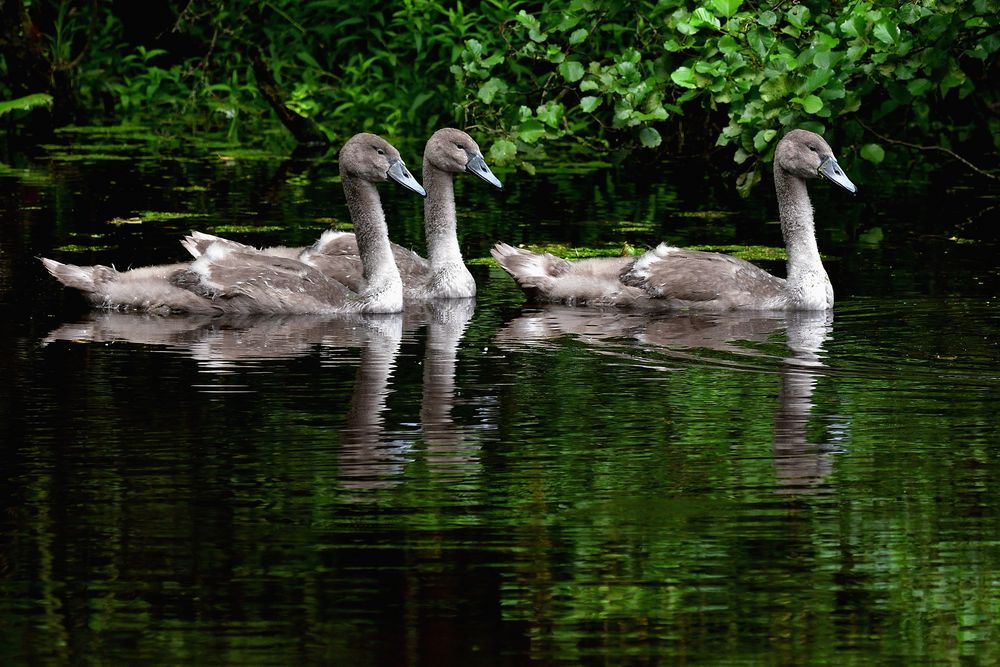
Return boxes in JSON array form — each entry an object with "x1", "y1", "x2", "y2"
[{"x1": 621, "y1": 245, "x2": 785, "y2": 308}]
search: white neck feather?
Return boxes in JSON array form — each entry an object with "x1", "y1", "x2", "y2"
[
  {"x1": 342, "y1": 176, "x2": 402, "y2": 303},
  {"x1": 422, "y1": 165, "x2": 464, "y2": 268},
  {"x1": 774, "y1": 167, "x2": 832, "y2": 309}
]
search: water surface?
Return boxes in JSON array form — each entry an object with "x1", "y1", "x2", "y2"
[{"x1": 1, "y1": 134, "x2": 998, "y2": 665}]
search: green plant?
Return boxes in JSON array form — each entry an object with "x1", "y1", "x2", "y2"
[
  {"x1": 0, "y1": 93, "x2": 54, "y2": 116},
  {"x1": 3, "y1": 0, "x2": 995, "y2": 189},
  {"x1": 452, "y1": 0, "x2": 998, "y2": 190}
]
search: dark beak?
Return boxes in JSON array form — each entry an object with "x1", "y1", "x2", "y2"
[
  {"x1": 818, "y1": 155, "x2": 857, "y2": 194},
  {"x1": 466, "y1": 152, "x2": 503, "y2": 189},
  {"x1": 387, "y1": 159, "x2": 426, "y2": 197}
]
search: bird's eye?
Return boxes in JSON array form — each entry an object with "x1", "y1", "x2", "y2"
[
  {"x1": 454, "y1": 142, "x2": 465, "y2": 150},
  {"x1": 376, "y1": 147, "x2": 385, "y2": 156}
]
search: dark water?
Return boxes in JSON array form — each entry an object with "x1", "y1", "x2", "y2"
[{"x1": 1, "y1": 131, "x2": 998, "y2": 665}]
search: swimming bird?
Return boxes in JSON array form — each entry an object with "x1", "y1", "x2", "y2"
[
  {"x1": 184, "y1": 128, "x2": 502, "y2": 299},
  {"x1": 491, "y1": 129, "x2": 856, "y2": 311},
  {"x1": 40, "y1": 133, "x2": 425, "y2": 315}
]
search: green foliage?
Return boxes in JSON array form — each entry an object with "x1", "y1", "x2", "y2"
[
  {"x1": 0, "y1": 93, "x2": 54, "y2": 116},
  {"x1": 449, "y1": 0, "x2": 998, "y2": 188},
  {"x1": 3, "y1": 1, "x2": 996, "y2": 189}
]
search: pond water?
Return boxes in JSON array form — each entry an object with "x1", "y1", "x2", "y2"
[{"x1": 1, "y1": 129, "x2": 998, "y2": 665}]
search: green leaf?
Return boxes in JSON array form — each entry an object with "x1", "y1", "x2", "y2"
[
  {"x1": 759, "y1": 11, "x2": 777, "y2": 27},
  {"x1": 632, "y1": 107, "x2": 668, "y2": 122},
  {"x1": 670, "y1": 66, "x2": 697, "y2": 89},
  {"x1": 800, "y1": 68, "x2": 833, "y2": 94},
  {"x1": 663, "y1": 37, "x2": 684, "y2": 52},
  {"x1": 718, "y1": 35, "x2": 740, "y2": 55},
  {"x1": 847, "y1": 44, "x2": 867, "y2": 62},
  {"x1": 0, "y1": 93, "x2": 54, "y2": 116},
  {"x1": 800, "y1": 95, "x2": 823, "y2": 113},
  {"x1": 639, "y1": 127, "x2": 662, "y2": 147},
  {"x1": 465, "y1": 38, "x2": 483, "y2": 58},
  {"x1": 580, "y1": 96, "x2": 602, "y2": 113},
  {"x1": 569, "y1": 28, "x2": 588, "y2": 45},
  {"x1": 517, "y1": 119, "x2": 546, "y2": 143},
  {"x1": 940, "y1": 68, "x2": 966, "y2": 94},
  {"x1": 710, "y1": 0, "x2": 742, "y2": 18},
  {"x1": 860, "y1": 143, "x2": 885, "y2": 163},
  {"x1": 477, "y1": 77, "x2": 508, "y2": 104},
  {"x1": 489, "y1": 139, "x2": 517, "y2": 162},
  {"x1": 559, "y1": 60, "x2": 585, "y2": 82},
  {"x1": 748, "y1": 29, "x2": 775, "y2": 59},
  {"x1": 786, "y1": 5, "x2": 811, "y2": 29},
  {"x1": 535, "y1": 102, "x2": 563, "y2": 127},
  {"x1": 813, "y1": 50, "x2": 833, "y2": 69},
  {"x1": 906, "y1": 78, "x2": 932, "y2": 97},
  {"x1": 820, "y1": 80, "x2": 846, "y2": 100},
  {"x1": 753, "y1": 128, "x2": 778, "y2": 151},
  {"x1": 676, "y1": 21, "x2": 698, "y2": 36},
  {"x1": 839, "y1": 16, "x2": 864, "y2": 37},
  {"x1": 873, "y1": 21, "x2": 899, "y2": 45},
  {"x1": 898, "y1": 4, "x2": 924, "y2": 24},
  {"x1": 736, "y1": 166, "x2": 762, "y2": 198},
  {"x1": 690, "y1": 8, "x2": 721, "y2": 30}
]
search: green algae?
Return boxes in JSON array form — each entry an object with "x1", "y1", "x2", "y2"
[
  {"x1": 469, "y1": 242, "x2": 798, "y2": 266},
  {"x1": 137, "y1": 211, "x2": 211, "y2": 222},
  {"x1": 205, "y1": 225, "x2": 286, "y2": 234},
  {"x1": 53, "y1": 244, "x2": 114, "y2": 253}
]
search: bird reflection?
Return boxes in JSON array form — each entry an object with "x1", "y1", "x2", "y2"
[
  {"x1": 43, "y1": 300, "x2": 478, "y2": 491},
  {"x1": 337, "y1": 313, "x2": 405, "y2": 491},
  {"x1": 418, "y1": 299, "x2": 478, "y2": 469},
  {"x1": 772, "y1": 311, "x2": 840, "y2": 494},
  {"x1": 495, "y1": 307, "x2": 841, "y2": 493},
  {"x1": 42, "y1": 311, "x2": 393, "y2": 365}
]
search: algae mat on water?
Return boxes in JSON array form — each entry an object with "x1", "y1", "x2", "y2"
[{"x1": 469, "y1": 242, "x2": 795, "y2": 266}]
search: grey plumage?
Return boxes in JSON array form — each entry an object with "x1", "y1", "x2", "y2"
[
  {"x1": 492, "y1": 129, "x2": 856, "y2": 311},
  {"x1": 41, "y1": 133, "x2": 424, "y2": 315},
  {"x1": 215, "y1": 128, "x2": 502, "y2": 300}
]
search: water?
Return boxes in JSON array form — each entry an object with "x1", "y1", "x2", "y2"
[{"x1": 1, "y1": 132, "x2": 998, "y2": 665}]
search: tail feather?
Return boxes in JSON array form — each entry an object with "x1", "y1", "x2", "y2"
[
  {"x1": 40, "y1": 258, "x2": 116, "y2": 293},
  {"x1": 490, "y1": 242, "x2": 570, "y2": 291},
  {"x1": 182, "y1": 231, "x2": 252, "y2": 259},
  {"x1": 306, "y1": 229, "x2": 355, "y2": 256}
]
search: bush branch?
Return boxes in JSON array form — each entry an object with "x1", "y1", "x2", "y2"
[{"x1": 859, "y1": 121, "x2": 999, "y2": 182}]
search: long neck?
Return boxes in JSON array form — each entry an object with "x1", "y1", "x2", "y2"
[
  {"x1": 774, "y1": 166, "x2": 828, "y2": 302},
  {"x1": 422, "y1": 163, "x2": 463, "y2": 268},
  {"x1": 342, "y1": 175, "x2": 401, "y2": 290}
]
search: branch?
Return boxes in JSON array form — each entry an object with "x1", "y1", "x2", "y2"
[
  {"x1": 249, "y1": 46, "x2": 329, "y2": 147},
  {"x1": 859, "y1": 120, "x2": 999, "y2": 182},
  {"x1": 52, "y1": 0, "x2": 97, "y2": 71}
]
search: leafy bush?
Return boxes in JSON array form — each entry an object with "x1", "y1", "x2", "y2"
[
  {"x1": 452, "y1": 0, "x2": 998, "y2": 189},
  {"x1": 3, "y1": 0, "x2": 997, "y2": 188}
]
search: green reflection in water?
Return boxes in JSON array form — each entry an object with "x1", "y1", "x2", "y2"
[{"x1": 0, "y1": 132, "x2": 998, "y2": 666}]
